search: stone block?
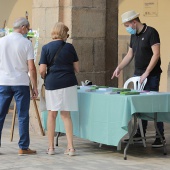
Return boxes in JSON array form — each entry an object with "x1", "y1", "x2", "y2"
[
  {"x1": 32, "y1": 8, "x2": 46, "y2": 38},
  {"x1": 45, "y1": 7, "x2": 60, "y2": 38},
  {"x1": 93, "y1": 72, "x2": 106, "y2": 85},
  {"x1": 94, "y1": 39, "x2": 105, "y2": 72},
  {"x1": 106, "y1": 38, "x2": 116, "y2": 69},
  {"x1": 59, "y1": 7, "x2": 72, "y2": 31},
  {"x1": 59, "y1": 0, "x2": 72, "y2": 7},
  {"x1": 72, "y1": 0, "x2": 93, "y2": 7},
  {"x1": 32, "y1": 0, "x2": 59, "y2": 8},
  {"x1": 72, "y1": 39, "x2": 93, "y2": 72},
  {"x1": 72, "y1": 8, "x2": 106, "y2": 38},
  {"x1": 93, "y1": 0, "x2": 106, "y2": 9}
]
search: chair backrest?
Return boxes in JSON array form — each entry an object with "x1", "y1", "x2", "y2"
[{"x1": 123, "y1": 76, "x2": 147, "y2": 90}]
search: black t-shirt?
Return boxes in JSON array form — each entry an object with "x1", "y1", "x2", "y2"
[
  {"x1": 39, "y1": 40, "x2": 79, "y2": 90},
  {"x1": 130, "y1": 24, "x2": 162, "y2": 76}
]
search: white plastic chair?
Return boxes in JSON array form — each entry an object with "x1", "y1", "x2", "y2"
[
  {"x1": 123, "y1": 76, "x2": 147, "y2": 147},
  {"x1": 124, "y1": 77, "x2": 147, "y2": 91}
]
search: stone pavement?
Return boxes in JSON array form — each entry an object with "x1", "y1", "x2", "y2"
[{"x1": 1, "y1": 113, "x2": 170, "y2": 170}]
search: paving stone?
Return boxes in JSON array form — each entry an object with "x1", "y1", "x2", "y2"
[{"x1": 0, "y1": 114, "x2": 170, "y2": 170}]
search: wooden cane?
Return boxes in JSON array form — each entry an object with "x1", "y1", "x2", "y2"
[
  {"x1": 10, "y1": 102, "x2": 17, "y2": 141},
  {"x1": 30, "y1": 85, "x2": 45, "y2": 136}
]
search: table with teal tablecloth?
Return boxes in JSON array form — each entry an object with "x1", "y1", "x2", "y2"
[{"x1": 41, "y1": 90, "x2": 170, "y2": 150}]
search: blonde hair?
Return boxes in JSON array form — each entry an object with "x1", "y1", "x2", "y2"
[{"x1": 51, "y1": 22, "x2": 69, "y2": 40}]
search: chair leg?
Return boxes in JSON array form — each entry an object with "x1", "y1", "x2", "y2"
[
  {"x1": 138, "y1": 119, "x2": 146, "y2": 147},
  {"x1": 10, "y1": 102, "x2": 17, "y2": 142},
  {"x1": 124, "y1": 114, "x2": 138, "y2": 160},
  {"x1": 117, "y1": 140, "x2": 121, "y2": 150},
  {"x1": 128, "y1": 119, "x2": 133, "y2": 144},
  {"x1": 55, "y1": 132, "x2": 61, "y2": 146}
]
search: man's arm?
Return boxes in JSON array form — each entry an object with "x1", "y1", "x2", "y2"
[
  {"x1": 111, "y1": 47, "x2": 133, "y2": 79},
  {"x1": 28, "y1": 59, "x2": 38, "y2": 98},
  {"x1": 140, "y1": 44, "x2": 160, "y2": 83}
]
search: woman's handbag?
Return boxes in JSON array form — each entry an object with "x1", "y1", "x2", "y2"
[
  {"x1": 39, "y1": 84, "x2": 46, "y2": 112},
  {"x1": 41, "y1": 84, "x2": 45, "y2": 98}
]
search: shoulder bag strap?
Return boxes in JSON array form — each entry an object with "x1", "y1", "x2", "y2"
[{"x1": 47, "y1": 41, "x2": 65, "y2": 72}]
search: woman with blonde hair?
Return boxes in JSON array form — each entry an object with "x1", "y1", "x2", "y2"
[{"x1": 39, "y1": 22, "x2": 79, "y2": 155}]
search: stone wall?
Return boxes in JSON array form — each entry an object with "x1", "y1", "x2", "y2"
[
  {"x1": 32, "y1": 0, "x2": 118, "y2": 86},
  {"x1": 71, "y1": 0, "x2": 106, "y2": 85}
]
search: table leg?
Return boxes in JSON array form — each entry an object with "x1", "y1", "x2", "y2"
[
  {"x1": 138, "y1": 118, "x2": 146, "y2": 147},
  {"x1": 154, "y1": 112, "x2": 167, "y2": 155},
  {"x1": 124, "y1": 112, "x2": 167, "y2": 160},
  {"x1": 124, "y1": 114, "x2": 138, "y2": 160},
  {"x1": 117, "y1": 140, "x2": 121, "y2": 150}
]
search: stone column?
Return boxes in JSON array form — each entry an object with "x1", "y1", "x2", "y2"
[
  {"x1": 71, "y1": 0, "x2": 106, "y2": 85},
  {"x1": 105, "y1": 0, "x2": 118, "y2": 87}
]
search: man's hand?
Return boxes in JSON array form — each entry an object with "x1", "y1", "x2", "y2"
[
  {"x1": 32, "y1": 88, "x2": 38, "y2": 99},
  {"x1": 111, "y1": 67, "x2": 121, "y2": 79},
  {"x1": 140, "y1": 71, "x2": 149, "y2": 84}
]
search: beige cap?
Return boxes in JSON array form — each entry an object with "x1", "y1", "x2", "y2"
[{"x1": 121, "y1": 10, "x2": 140, "y2": 24}]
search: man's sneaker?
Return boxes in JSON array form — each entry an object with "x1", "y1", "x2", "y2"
[
  {"x1": 124, "y1": 133, "x2": 144, "y2": 143},
  {"x1": 18, "y1": 148, "x2": 36, "y2": 156},
  {"x1": 152, "y1": 138, "x2": 166, "y2": 148}
]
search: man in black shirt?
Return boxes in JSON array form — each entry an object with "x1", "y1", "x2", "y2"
[{"x1": 111, "y1": 10, "x2": 165, "y2": 148}]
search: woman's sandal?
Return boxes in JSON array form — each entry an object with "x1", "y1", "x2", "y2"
[
  {"x1": 64, "y1": 148, "x2": 76, "y2": 156},
  {"x1": 46, "y1": 148, "x2": 55, "y2": 155}
]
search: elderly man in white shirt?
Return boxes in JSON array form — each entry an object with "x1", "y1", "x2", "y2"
[{"x1": 0, "y1": 17, "x2": 38, "y2": 155}]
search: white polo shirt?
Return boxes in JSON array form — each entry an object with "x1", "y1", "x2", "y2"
[{"x1": 0, "y1": 32, "x2": 34, "y2": 86}]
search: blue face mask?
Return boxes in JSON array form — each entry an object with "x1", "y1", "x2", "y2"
[
  {"x1": 126, "y1": 26, "x2": 136, "y2": 35},
  {"x1": 23, "y1": 34, "x2": 27, "y2": 38}
]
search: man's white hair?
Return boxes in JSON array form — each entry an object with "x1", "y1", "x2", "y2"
[{"x1": 13, "y1": 17, "x2": 29, "y2": 29}]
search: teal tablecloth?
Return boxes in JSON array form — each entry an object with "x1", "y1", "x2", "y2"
[{"x1": 41, "y1": 90, "x2": 170, "y2": 147}]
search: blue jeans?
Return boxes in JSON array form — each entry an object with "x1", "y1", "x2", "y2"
[
  {"x1": 136, "y1": 74, "x2": 164, "y2": 136},
  {"x1": 0, "y1": 86, "x2": 30, "y2": 149}
]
